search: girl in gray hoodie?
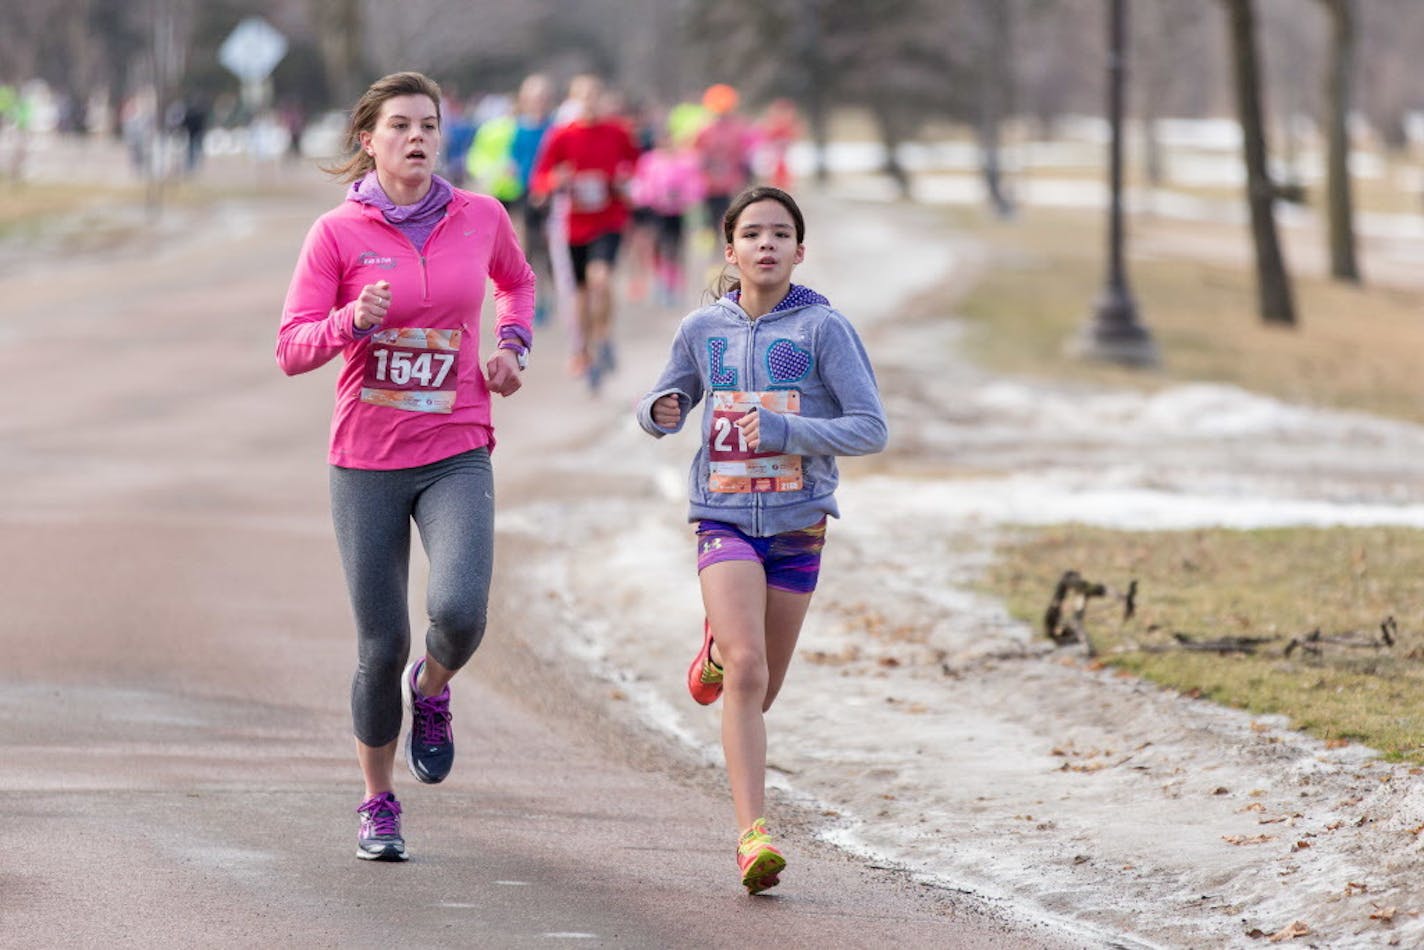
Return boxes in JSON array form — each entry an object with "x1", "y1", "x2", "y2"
[{"x1": 636, "y1": 186, "x2": 888, "y2": 894}]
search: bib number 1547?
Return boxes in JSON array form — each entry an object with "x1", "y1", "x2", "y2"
[{"x1": 361, "y1": 327, "x2": 462, "y2": 414}]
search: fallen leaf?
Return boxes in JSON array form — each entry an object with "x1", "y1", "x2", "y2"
[
  {"x1": 1223, "y1": 834, "x2": 1275, "y2": 846},
  {"x1": 1290, "y1": 840, "x2": 1311, "y2": 852},
  {"x1": 1343, "y1": 882, "x2": 1368, "y2": 896},
  {"x1": 1065, "y1": 761, "x2": 1110, "y2": 773},
  {"x1": 1268, "y1": 921, "x2": 1310, "y2": 941},
  {"x1": 1239, "y1": 802, "x2": 1268, "y2": 813},
  {"x1": 1370, "y1": 904, "x2": 1397, "y2": 922},
  {"x1": 1325, "y1": 738, "x2": 1350, "y2": 749},
  {"x1": 1251, "y1": 721, "x2": 1271, "y2": 733}
]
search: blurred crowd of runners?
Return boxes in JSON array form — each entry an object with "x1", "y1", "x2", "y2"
[
  {"x1": 441, "y1": 73, "x2": 805, "y2": 392},
  {"x1": 2, "y1": 71, "x2": 804, "y2": 395}
]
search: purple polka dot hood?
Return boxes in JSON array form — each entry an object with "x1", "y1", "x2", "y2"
[{"x1": 636, "y1": 284, "x2": 888, "y2": 538}]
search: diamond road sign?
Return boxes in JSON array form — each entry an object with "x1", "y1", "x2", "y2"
[{"x1": 219, "y1": 17, "x2": 288, "y2": 83}]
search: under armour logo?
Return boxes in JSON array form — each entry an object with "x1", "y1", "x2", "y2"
[{"x1": 702, "y1": 538, "x2": 723, "y2": 554}]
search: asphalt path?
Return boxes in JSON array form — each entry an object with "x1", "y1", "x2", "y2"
[{"x1": 0, "y1": 169, "x2": 1076, "y2": 948}]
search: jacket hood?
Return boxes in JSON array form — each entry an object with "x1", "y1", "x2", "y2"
[{"x1": 717, "y1": 284, "x2": 830, "y2": 320}]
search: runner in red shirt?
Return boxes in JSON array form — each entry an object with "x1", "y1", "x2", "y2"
[{"x1": 532, "y1": 75, "x2": 642, "y2": 390}]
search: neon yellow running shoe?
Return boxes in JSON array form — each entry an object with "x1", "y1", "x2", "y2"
[{"x1": 737, "y1": 818, "x2": 786, "y2": 894}]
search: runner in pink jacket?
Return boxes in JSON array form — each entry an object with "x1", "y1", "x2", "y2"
[
  {"x1": 277, "y1": 182, "x2": 535, "y2": 468},
  {"x1": 276, "y1": 72, "x2": 535, "y2": 865}
]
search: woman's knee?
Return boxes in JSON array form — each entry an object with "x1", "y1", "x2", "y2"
[
  {"x1": 429, "y1": 597, "x2": 487, "y2": 660},
  {"x1": 355, "y1": 637, "x2": 406, "y2": 685}
]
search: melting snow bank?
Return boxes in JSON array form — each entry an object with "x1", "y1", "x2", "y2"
[{"x1": 842, "y1": 473, "x2": 1424, "y2": 532}]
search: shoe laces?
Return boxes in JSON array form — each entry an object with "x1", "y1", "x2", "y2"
[
  {"x1": 738, "y1": 818, "x2": 774, "y2": 856},
  {"x1": 412, "y1": 689, "x2": 453, "y2": 745},
  {"x1": 358, "y1": 793, "x2": 402, "y2": 837}
]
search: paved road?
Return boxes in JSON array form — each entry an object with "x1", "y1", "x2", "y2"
[{"x1": 0, "y1": 169, "x2": 1076, "y2": 948}]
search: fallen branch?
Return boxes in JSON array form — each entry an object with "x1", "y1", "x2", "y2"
[
  {"x1": 1284, "y1": 617, "x2": 1397, "y2": 658},
  {"x1": 1042, "y1": 571, "x2": 1136, "y2": 652},
  {"x1": 1172, "y1": 632, "x2": 1279, "y2": 654}
]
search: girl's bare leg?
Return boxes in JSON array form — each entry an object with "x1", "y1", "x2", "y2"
[
  {"x1": 702, "y1": 561, "x2": 814, "y2": 830},
  {"x1": 762, "y1": 586, "x2": 813, "y2": 712}
]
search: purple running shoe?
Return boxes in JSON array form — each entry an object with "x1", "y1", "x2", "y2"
[
  {"x1": 402, "y1": 658, "x2": 454, "y2": 784},
  {"x1": 355, "y1": 791, "x2": 408, "y2": 861}
]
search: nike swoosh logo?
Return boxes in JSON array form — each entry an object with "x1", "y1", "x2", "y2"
[{"x1": 463, "y1": 228, "x2": 476, "y2": 237}]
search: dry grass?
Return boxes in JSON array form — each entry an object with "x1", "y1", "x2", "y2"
[
  {"x1": 948, "y1": 205, "x2": 1424, "y2": 424},
  {"x1": 984, "y1": 525, "x2": 1424, "y2": 762},
  {"x1": 941, "y1": 172, "x2": 1424, "y2": 762}
]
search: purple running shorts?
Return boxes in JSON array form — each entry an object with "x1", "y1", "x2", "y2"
[{"x1": 695, "y1": 518, "x2": 828, "y2": 594}]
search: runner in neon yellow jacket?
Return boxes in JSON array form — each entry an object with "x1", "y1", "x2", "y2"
[{"x1": 465, "y1": 113, "x2": 523, "y2": 204}]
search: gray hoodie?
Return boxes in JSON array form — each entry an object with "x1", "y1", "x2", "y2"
[{"x1": 635, "y1": 287, "x2": 888, "y2": 537}]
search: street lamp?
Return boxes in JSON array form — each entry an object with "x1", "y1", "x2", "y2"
[{"x1": 1075, "y1": 0, "x2": 1158, "y2": 366}]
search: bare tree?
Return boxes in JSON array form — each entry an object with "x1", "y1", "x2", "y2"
[
  {"x1": 973, "y1": 0, "x2": 1015, "y2": 217},
  {"x1": 1134, "y1": 0, "x2": 1216, "y2": 187},
  {"x1": 689, "y1": 0, "x2": 955, "y2": 198},
  {"x1": 1318, "y1": 0, "x2": 1360, "y2": 282},
  {"x1": 1220, "y1": 0, "x2": 1297, "y2": 326},
  {"x1": 309, "y1": 0, "x2": 364, "y2": 106}
]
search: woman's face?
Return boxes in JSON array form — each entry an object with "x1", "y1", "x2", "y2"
[
  {"x1": 360, "y1": 94, "x2": 441, "y2": 186},
  {"x1": 725, "y1": 199, "x2": 804, "y2": 291}
]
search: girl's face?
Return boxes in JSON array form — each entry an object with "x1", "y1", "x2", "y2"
[
  {"x1": 360, "y1": 94, "x2": 441, "y2": 185},
  {"x1": 725, "y1": 199, "x2": 804, "y2": 291}
]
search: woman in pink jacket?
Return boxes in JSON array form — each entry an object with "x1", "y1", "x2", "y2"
[{"x1": 276, "y1": 72, "x2": 535, "y2": 863}]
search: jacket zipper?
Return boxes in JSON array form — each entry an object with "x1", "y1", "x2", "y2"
[
  {"x1": 371, "y1": 206, "x2": 448, "y2": 306},
  {"x1": 419, "y1": 213, "x2": 456, "y2": 305},
  {"x1": 747, "y1": 314, "x2": 763, "y2": 536}
]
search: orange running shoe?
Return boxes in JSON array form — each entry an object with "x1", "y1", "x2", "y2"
[
  {"x1": 737, "y1": 818, "x2": 786, "y2": 894},
  {"x1": 686, "y1": 619, "x2": 723, "y2": 705}
]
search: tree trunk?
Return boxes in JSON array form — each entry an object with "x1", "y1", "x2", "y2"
[
  {"x1": 976, "y1": 0, "x2": 1015, "y2": 217},
  {"x1": 311, "y1": 0, "x2": 365, "y2": 107},
  {"x1": 797, "y1": 0, "x2": 831, "y2": 185},
  {"x1": 871, "y1": 98, "x2": 912, "y2": 200},
  {"x1": 1320, "y1": 0, "x2": 1360, "y2": 282},
  {"x1": 1222, "y1": 0, "x2": 1297, "y2": 326}
]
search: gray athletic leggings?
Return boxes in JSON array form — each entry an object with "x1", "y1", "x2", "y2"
[{"x1": 330, "y1": 448, "x2": 494, "y2": 747}]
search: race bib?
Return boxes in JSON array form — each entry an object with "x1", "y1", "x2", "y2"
[
  {"x1": 571, "y1": 170, "x2": 611, "y2": 213},
  {"x1": 361, "y1": 327, "x2": 461, "y2": 414},
  {"x1": 708, "y1": 390, "x2": 802, "y2": 493}
]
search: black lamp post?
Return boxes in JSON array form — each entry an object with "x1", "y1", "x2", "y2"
[{"x1": 1076, "y1": 0, "x2": 1158, "y2": 366}]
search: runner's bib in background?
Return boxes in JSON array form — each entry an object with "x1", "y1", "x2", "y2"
[
  {"x1": 570, "y1": 170, "x2": 611, "y2": 213},
  {"x1": 708, "y1": 390, "x2": 802, "y2": 493},
  {"x1": 361, "y1": 328, "x2": 461, "y2": 414}
]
